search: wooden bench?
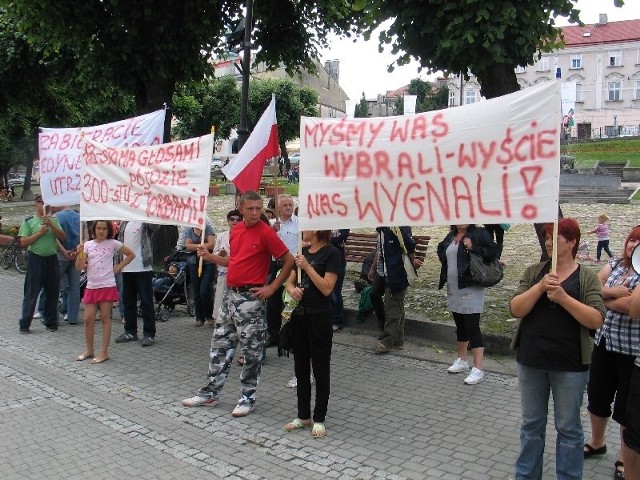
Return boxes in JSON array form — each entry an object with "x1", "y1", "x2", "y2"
[{"x1": 343, "y1": 232, "x2": 431, "y2": 264}]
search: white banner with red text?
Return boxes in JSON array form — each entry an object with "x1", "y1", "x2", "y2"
[
  {"x1": 39, "y1": 109, "x2": 166, "y2": 206},
  {"x1": 80, "y1": 134, "x2": 212, "y2": 228},
  {"x1": 298, "y1": 81, "x2": 560, "y2": 230}
]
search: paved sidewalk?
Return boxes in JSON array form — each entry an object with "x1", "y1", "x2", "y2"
[{"x1": 0, "y1": 268, "x2": 620, "y2": 479}]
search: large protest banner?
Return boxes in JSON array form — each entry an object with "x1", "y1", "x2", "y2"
[
  {"x1": 39, "y1": 109, "x2": 166, "y2": 206},
  {"x1": 80, "y1": 134, "x2": 213, "y2": 228},
  {"x1": 298, "y1": 81, "x2": 560, "y2": 230}
]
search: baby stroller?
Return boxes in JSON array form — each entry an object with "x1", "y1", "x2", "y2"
[{"x1": 152, "y1": 250, "x2": 194, "y2": 321}]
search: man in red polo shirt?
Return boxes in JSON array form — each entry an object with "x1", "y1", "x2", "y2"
[{"x1": 182, "y1": 190, "x2": 294, "y2": 417}]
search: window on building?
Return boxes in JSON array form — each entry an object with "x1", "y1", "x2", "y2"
[
  {"x1": 537, "y1": 57, "x2": 549, "y2": 71},
  {"x1": 514, "y1": 65, "x2": 525, "y2": 74},
  {"x1": 609, "y1": 50, "x2": 622, "y2": 67},
  {"x1": 608, "y1": 81, "x2": 621, "y2": 101},
  {"x1": 465, "y1": 88, "x2": 477, "y2": 105},
  {"x1": 576, "y1": 83, "x2": 583, "y2": 102},
  {"x1": 635, "y1": 80, "x2": 640, "y2": 100},
  {"x1": 448, "y1": 89, "x2": 455, "y2": 107},
  {"x1": 571, "y1": 55, "x2": 582, "y2": 69}
]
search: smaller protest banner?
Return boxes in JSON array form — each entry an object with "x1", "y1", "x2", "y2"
[
  {"x1": 80, "y1": 134, "x2": 212, "y2": 227},
  {"x1": 39, "y1": 109, "x2": 166, "y2": 206}
]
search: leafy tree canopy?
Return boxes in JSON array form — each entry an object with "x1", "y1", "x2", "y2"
[
  {"x1": 172, "y1": 77, "x2": 241, "y2": 141},
  {"x1": 8, "y1": 0, "x2": 360, "y2": 114},
  {"x1": 172, "y1": 76, "x2": 318, "y2": 161},
  {"x1": 248, "y1": 78, "x2": 318, "y2": 160},
  {"x1": 353, "y1": 0, "x2": 624, "y2": 99},
  {"x1": 354, "y1": 93, "x2": 368, "y2": 118}
]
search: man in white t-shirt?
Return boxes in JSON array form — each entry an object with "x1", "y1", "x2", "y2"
[
  {"x1": 115, "y1": 221, "x2": 159, "y2": 347},
  {"x1": 210, "y1": 209, "x2": 242, "y2": 326},
  {"x1": 265, "y1": 194, "x2": 298, "y2": 347}
]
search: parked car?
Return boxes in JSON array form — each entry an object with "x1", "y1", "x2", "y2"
[
  {"x1": 8, "y1": 175, "x2": 26, "y2": 186},
  {"x1": 211, "y1": 157, "x2": 224, "y2": 170},
  {"x1": 288, "y1": 153, "x2": 300, "y2": 165}
]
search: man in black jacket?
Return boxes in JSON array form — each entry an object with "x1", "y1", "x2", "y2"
[{"x1": 368, "y1": 226, "x2": 421, "y2": 354}]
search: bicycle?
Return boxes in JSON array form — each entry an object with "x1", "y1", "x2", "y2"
[{"x1": 1, "y1": 235, "x2": 28, "y2": 273}]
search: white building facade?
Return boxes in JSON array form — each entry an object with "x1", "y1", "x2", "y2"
[{"x1": 447, "y1": 15, "x2": 640, "y2": 139}]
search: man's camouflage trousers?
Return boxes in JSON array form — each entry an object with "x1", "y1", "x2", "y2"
[{"x1": 197, "y1": 289, "x2": 266, "y2": 407}]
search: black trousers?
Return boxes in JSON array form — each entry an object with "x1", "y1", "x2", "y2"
[
  {"x1": 291, "y1": 307, "x2": 333, "y2": 423},
  {"x1": 369, "y1": 274, "x2": 386, "y2": 330},
  {"x1": 266, "y1": 260, "x2": 284, "y2": 341}
]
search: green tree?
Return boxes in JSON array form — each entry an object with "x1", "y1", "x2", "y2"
[
  {"x1": 9, "y1": 0, "x2": 359, "y2": 139},
  {"x1": 172, "y1": 77, "x2": 241, "y2": 141},
  {"x1": 354, "y1": 93, "x2": 368, "y2": 118},
  {"x1": 248, "y1": 78, "x2": 318, "y2": 169},
  {"x1": 353, "y1": 0, "x2": 623, "y2": 259},
  {"x1": 172, "y1": 76, "x2": 318, "y2": 168},
  {"x1": 354, "y1": 0, "x2": 586, "y2": 100},
  {"x1": 395, "y1": 79, "x2": 448, "y2": 115},
  {"x1": 407, "y1": 78, "x2": 449, "y2": 112},
  {"x1": 0, "y1": 4, "x2": 134, "y2": 197}
]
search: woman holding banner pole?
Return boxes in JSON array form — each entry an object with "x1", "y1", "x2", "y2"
[
  {"x1": 185, "y1": 225, "x2": 216, "y2": 327},
  {"x1": 282, "y1": 230, "x2": 339, "y2": 439},
  {"x1": 509, "y1": 218, "x2": 604, "y2": 480}
]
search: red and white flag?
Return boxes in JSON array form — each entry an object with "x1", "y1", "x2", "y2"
[{"x1": 223, "y1": 94, "x2": 280, "y2": 192}]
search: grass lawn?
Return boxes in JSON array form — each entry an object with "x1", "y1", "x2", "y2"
[{"x1": 562, "y1": 138, "x2": 640, "y2": 167}]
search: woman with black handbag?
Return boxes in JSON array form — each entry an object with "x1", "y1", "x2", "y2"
[
  {"x1": 282, "y1": 230, "x2": 340, "y2": 438},
  {"x1": 437, "y1": 224, "x2": 498, "y2": 385}
]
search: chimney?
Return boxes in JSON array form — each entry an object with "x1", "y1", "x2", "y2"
[{"x1": 598, "y1": 13, "x2": 608, "y2": 25}]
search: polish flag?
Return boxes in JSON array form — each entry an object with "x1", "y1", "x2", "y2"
[{"x1": 223, "y1": 95, "x2": 280, "y2": 193}]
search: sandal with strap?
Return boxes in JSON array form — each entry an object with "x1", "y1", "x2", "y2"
[
  {"x1": 584, "y1": 443, "x2": 607, "y2": 458},
  {"x1": 283, "y1": 418, "x2": 312, "y2": 432},
  {"x1": 614, "y1": 461, "x2": 625, "y2": 480},
  {"x1": 311, "y1": 423, "x2": 326, "y2": 438}
]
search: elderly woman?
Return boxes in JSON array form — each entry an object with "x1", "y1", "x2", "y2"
[
  {"x1": 510, "y1": 218, "x2": 605, "y2": 480},
  {"x1": 282, "y1": 230, "x2": 339, "y2": 439},
  {"x1": 584, "y1": 225, "x2": 640, "y2": 480}
]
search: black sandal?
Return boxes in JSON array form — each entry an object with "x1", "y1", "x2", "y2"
[
  {"x1": 583, "y1": 443, "x2": 607, "y2": 458},
  {"x1": 614, "y1": 460, "x2": 624, "y2": 480}
]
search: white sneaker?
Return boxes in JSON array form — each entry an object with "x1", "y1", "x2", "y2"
[
  {"x1": 286, "y1": 375, "x2": 314, "y2": 388},
  {"x1": 286, "y1": 376, "x2": 297, "y2": 388},
  {"x1": 231, "y1": 403, "x2": 254, "y2": 417},
  {"x1": 33, "y1": 312, "x2": 43, "y2": 319},
  {"x1": 447, "y1": 358, "x2": 470, "y2": 374},
  {"x1": 181, "y1": 396, "x2": 217, "y2": 407},
  {"x1": 464, "y1": 367, "x2": 486, "y2": 385}
]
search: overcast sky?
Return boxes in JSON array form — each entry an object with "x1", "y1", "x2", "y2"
[{"x1": 319, "y1": 0, "x2": 640, "y2": 105}]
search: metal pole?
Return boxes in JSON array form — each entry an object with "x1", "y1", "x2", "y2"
[{"x1": 237, "y1": 0, "x2": 254, "y2": 151}]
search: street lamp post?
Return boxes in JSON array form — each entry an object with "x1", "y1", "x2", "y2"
[{"x1": 237, "y1": 0, "x2": 254, "y2": 151}]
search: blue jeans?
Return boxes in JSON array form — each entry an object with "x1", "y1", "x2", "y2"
[
  {"x1": 115, "y1": 272, "x2": 124, "y2": 319},
  {"x1": 515, "y1": 363, "x2": 588, "y2": 480},
  {"x1": 58, "y1": 256, "x2": 80, "y2": 323},
  {"x1": 187, "y1": 261, "x2": 214, "y2": 320},
  {"x1": 330, "y1": 265, "x2": 345, "y2": 327},
  {"x1": 122, "y1": 271, "x2": 155, "y2": 339}
]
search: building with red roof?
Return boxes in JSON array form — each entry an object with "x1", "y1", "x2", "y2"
[{"x1": 447, "y1": 14, "x2": 640, "y2": 138}]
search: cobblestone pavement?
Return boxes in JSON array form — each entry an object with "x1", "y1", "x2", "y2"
[{"x1": 1, "y1": 267, "x2": 621, "y2": 480}]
